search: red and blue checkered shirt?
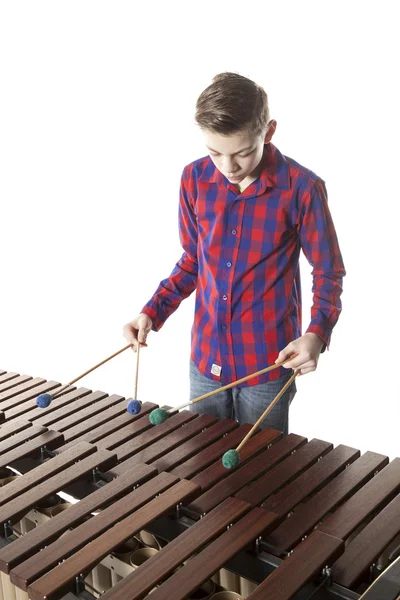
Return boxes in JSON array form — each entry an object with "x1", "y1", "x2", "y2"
[{"x1": 142, "y1": 143, "x2": 345, "y2": 385}]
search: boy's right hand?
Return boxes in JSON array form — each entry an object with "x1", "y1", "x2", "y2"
[{"x1": 123, "y1": 313, "x2": 153, "y2": 350}]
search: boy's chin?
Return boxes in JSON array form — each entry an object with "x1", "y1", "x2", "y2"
[{"x1": 227, "y1": 175, "x2": 244, "y2": 182}]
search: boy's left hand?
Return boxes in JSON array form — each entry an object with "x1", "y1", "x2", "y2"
[{"x1": 275, "y1": 333, "x2": 325, "y2": 375}]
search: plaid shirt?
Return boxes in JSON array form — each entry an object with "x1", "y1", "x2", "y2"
[{"x1": 142, "y1": 143, "x2": 345, "y2": 385}]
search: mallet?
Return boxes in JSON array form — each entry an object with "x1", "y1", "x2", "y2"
[
  {"x1": 127, "y1": 342, "x2": 142, "y2": 415},
  {"x1": 36, "y1": 343, "x2": 133, "y2": 408},
  {"x1": 221, "y1": 368, "x2": 299, "y2": 469},
  {"x1": 149, "y1": 356, "x2": 297, "y2": 425}
]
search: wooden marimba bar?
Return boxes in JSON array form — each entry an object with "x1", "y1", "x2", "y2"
[{"x1": 0, "y1": 367, "x2": 400, "y2": 600}]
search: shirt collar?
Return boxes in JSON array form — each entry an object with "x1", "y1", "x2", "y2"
[{"x1": 198, "y1": 143, "x2": 291, "y2": 194}]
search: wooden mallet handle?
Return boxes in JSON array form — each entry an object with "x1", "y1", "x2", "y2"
[
  {"x1": 236, "y1": 369, "x2": 299, "y2": 452},
  {"x1": 52, "y1": 343, "x2": 133, "y2": 400},
  {"x1": 191, "y1": 355, "x2": 297, "y2": 405}
]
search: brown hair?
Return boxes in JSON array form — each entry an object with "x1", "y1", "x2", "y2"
[{"x1": 195, "y1": 72, "x2": 270, "y2": 136}]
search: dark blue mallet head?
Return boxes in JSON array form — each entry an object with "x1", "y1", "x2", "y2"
[
  {"x1": 36, "y1": 393, "x2": 53, "y2": 408},
  {"x1": 127, "y1": 399, "x2": 142, "y2": 415}
]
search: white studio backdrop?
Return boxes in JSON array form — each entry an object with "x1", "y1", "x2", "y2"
[{"x1": 0, "y1": 1, "x2": 399, "y2": 459}]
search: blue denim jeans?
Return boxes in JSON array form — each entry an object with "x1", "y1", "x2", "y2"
[{"x1": 189, "y1": 359, "x2": 296, "y2": 435}]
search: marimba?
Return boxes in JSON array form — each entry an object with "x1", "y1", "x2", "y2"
[{"x1": 0, "y1": 367, "x2": 399, "y2": 600}]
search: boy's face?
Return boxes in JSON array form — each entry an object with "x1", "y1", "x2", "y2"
[{"x1": 202, "y1": 123, "x2": 275, "y2": 186}]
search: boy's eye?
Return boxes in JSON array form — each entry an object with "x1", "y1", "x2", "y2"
[
  {"x1": 210, "y1": 149, "x2": 254, "y2": 158},
  {"x1": 239, "y1": 149, "x2": 255, "y2": 157}
]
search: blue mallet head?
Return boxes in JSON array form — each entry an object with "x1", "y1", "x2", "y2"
[
  {"x1": 149, "y1": 407, "x2": 169, "y2": 425},
  {"x1": 36, "y1": 393, "x2": 53, "y2": 408},
  {"x1": 222, "y1": 449, "x2": 240, "y2": 470},
  {"x1": 127, "y1": 399, "x2": 142, "y2": 415}
]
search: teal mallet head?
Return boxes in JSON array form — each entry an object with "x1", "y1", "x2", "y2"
[
  {"x1": 222, "y1": 449, "x2": 240, "y2": 470},
  {"x1": 149, "y1": 407, "x2": 169, "y2": 425}
]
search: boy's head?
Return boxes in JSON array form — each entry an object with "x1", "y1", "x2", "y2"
[{"x1": 195, "y1": 72, "x2": 276, "y2": 185}]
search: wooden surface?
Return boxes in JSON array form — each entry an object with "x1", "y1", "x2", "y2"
[
  {"x1": 265, "y1": 451, "x2": 389, "y2": 552},
  {"x1": 190, "y1": 427, "x2": 282, "y2": 492},
  {"x1": 260, "y1": 444, "x2": 360, "y2": 517},
  {"x1": 0, "y1": 429, "x2": 65, "y2": 471},
  {"x1": 26, "y1": 480, "x2": 200, "y2": 600},
  {"x1": 0, "y1": 441, "x2": 96, "y2": 505},
  {"x1": 186, "y1": 433, "x2": 307, "y2": 517},
  {"x1": 318, "y1": 457, "x2": 400, "y2": 539},
  {"x1": 235, "y1": 438, "x2": 333, "y2": 506},
  {"x1": 247, "y1": 531, "x2": 344, "y2": 600},
  {"x1": 0, "y1": 463, "x2": 157, "y2": 574},
  {"x1": 0, "y1": 448, "x2": 117, "y2": 526},
  {"x1": 139, "y1": 508, "x2": 279, "y2": 600},
  {"x1": 99, "y1": 497, "x2": 252, "y2": 600},
  {"x1": 331, "y1": 492, "x2": 400, "y2": 588},
  {"x1": 0, "y1": 419, "x2": 32, "y2": 443}
]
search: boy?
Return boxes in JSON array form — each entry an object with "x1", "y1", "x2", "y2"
[{"x1": 123, "y1": 72, "x2": 345, "y2": 435}]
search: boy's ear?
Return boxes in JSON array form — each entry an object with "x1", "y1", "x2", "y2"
[{"x1": 264, "y1": 120, "x2": 277, "y2": 143}]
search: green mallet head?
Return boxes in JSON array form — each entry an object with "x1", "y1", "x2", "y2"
[
  {"x1": 149, "y1": 407, "x2": 169, "y2": 425},
  {"x1": 222, "y1": 449, "x2": 240, "y2": 470}
]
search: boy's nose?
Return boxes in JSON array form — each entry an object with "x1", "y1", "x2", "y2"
[{"x1": 224, "y1": 158, "x2": 238, "y2": 174}]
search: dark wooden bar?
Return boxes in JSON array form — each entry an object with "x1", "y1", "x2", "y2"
[
  {"x1": 0, "y1": 448, "x2": 117, "y2": 526},
  {"x1": 0, "y1": 374, "x2": 32, "y2": 393},
  {"x1": 264, "y1": 451, "x2": 389, "y2": 552},
  {"x1": 0, "y1": 463, "x2": 157, "y2": 574},
  {"x1": 331, "y1": 492, "x2": 400, "y2": 589},
  {"x1": 185, "y1": 433, "x2": 308, "y2": 517},
  {"x1": 170, "y1": 423, "x2": 253, "y2": 479},
  {"x1": 190, "y1": 426, "x2": 282, "y2": 492},
  {"x1": 0, "y1": 419, "x2": 32, "y2": 443},
  {"x1": 134, "y1": 508, "x2": 279, "y2": 600},
  {"x1": 151, "y1": 418, "x2": 238, "y2": 472},
  {"x1": 0, "y1": 430, "x2": 65, "y2": 471},
  {"x1": 11, "y1": 472, "x2": 189, "y2": 591},
  {"x1": 259, "y1": 444, "x2": 360, "y2": 516},
  {"x1": 247, "y1": 531, "x2": 344, "y2": 600},
  {"x1": 235, "y1": 438, "x2": 334, "y2": 506},
  {"x1": 99, "y1": 497, "x2": 252, "y2": 600},
  {"x1": 0, "y1": 441, "x2": 96, "y2": 506},
  {"x1": 318, "y1": 458, "x2": 400, "y2": 540},
  {"x1": 26, "y1": 480, "x2": 200, "y2": 600},
  {"x1": 107, "y1": 413, "x2": 219, "y2": 474}
]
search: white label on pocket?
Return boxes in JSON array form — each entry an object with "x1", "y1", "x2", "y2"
[{"x1": 211, "y1": 364, "x2": 222, "y2": 377}]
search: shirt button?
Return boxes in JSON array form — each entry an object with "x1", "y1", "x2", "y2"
[
  {"x1": 222, "y1": 294, "x2": 228, "y2": 300},
  {"x1": 222, "y1": 324, "x2": 227, "y2": 331},
  {"x1": 227, "y1": 262, "x2": 232, "y2": 268},
  {"x1": 231, "y1": 229, "x2": 236, "y2": 235}
]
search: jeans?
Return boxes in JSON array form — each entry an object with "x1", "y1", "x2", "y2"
[{"x1": 189, "y1": 359, "x2": 296, "y2": 435}]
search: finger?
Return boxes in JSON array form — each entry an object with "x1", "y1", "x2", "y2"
[
  {"x1": 123, "y1": 324, "x2": 138, "y2": 345},
  {"x1": 134, "y1": 341, "x2": 148, "y2": 350},
  {"x1": 295, "y1": 361, "x2": 318, "y2": 374},
  {"x1": 298, "y1": 365, "x2": 316, "y2": 376},
  {"x1": 284, "y1": 350, "x2": 316, "y2": 368},
  {"x1": 138, "y1": 328, "x2": 148, "y2": 345},
  {"x1": 278, "y1": 353, "x2": 300, "y2": 368},
  {"x1": 282, "y1": 356, "x2": 301, "y2": 369},
  {"x1": 276, "y1": 347, "x2": 296, "y2": 365}
]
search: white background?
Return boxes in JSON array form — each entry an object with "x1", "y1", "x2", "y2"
[{"x1": 0, "y1": 2, "x2": 398, "y2": 459}]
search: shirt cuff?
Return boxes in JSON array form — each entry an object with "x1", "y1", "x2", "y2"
[
  {"x1": 140, "y1": 303, "x2": 163, "y2": 332},
  {"x1": 305, "y1": 324, "x2": 330, "y2": 353}
]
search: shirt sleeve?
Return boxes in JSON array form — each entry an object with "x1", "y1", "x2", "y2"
[
  {"x1": 141, "y1": 167, "x2": 198, "y2": 331},
  {"x1": 298, "y1": 178, "x2": 346, "y2": 348}
]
